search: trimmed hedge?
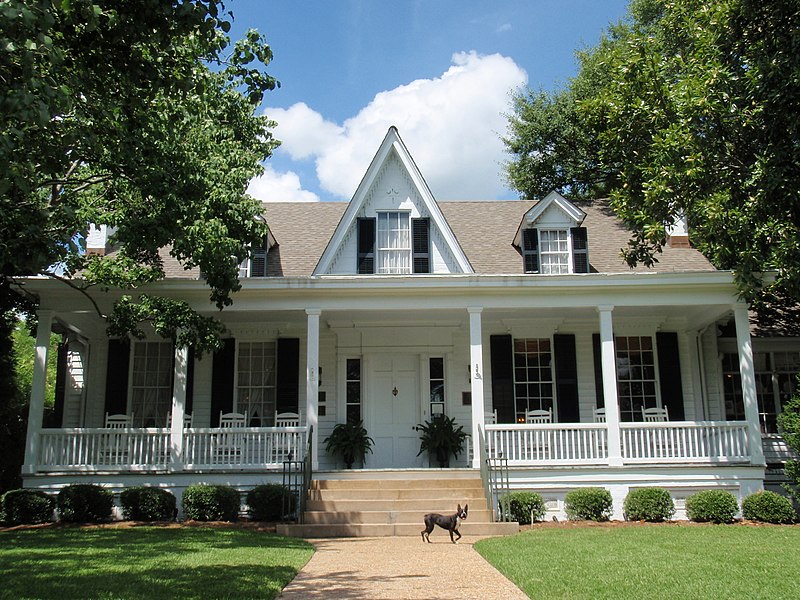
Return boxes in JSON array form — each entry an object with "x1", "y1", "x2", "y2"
[
  {"x1": 685, "y1": 490, "x2": 738, "y2": 524},
  {"x1": 565, "y1": 487, "x2": 613, "y2": 521},
  {"x1": 57, "y1": 484, "x2": 114, "y2": 523},
  {"x1": 501, "y1": 491, "x2": 546, "y2": 524},
  {"x1": 742, "y1": 491, "x2": 796, "y2": 524},
  {"x1": 1, "y1": 489, "x2": 55, "y2": 525},
  {"x1": 120, "y1": 487, "x2": 177, "y2": 521},
  {"x1": 246, "y1": 484, "x2": 297, "y2": 522},
  {"x1": 182, "y1": 484, "x2": 240, "y2": 521},
  {"x1": 623, "y1": 487, "x2": 675, "y2": 522}
]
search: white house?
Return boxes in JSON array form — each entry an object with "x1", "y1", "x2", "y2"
[{"x1": 20, "y1": 127, "x2": 788, "y2": 522}]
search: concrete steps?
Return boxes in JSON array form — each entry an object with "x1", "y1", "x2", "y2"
[{"x1": 277, "y1": 472, "x2": 519, "y2": 539}]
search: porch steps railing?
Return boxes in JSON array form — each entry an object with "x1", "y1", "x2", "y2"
[{"x1": 276, "y1": 472, "x2": 519, "y2": 538}]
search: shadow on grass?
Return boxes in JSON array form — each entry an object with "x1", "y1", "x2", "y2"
[{"x1": 0, "y1": 528, "x2": 313, "y2": 600}]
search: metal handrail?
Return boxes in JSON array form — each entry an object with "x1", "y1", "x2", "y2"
[
  {"x1": 281, "y1": 425, "x2": 313, "y2": 524},
  {"x1": 479, "y1": 424, "x2": 511, "y2": 522}
]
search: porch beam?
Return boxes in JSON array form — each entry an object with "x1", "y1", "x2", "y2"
[
  {"x1": 23, "y1": 309, "x2": 54, "y2": 475},
  {"x1": 169, "y1": 342, "x2": 188, "y2": 470},
  {"x1": 597, "y1": 305, "x2": 623, "y2": 467},
  {"x1": 468, "y1": 307, "x2": 485, "y2": 468},
  {"x1": 306, "y1": 308, "x2": 321, "y2": 469},
  {"x1": 733, "y1": 304, "x2": 766, "y2": 466}
]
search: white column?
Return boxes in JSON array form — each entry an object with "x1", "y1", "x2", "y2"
[
  {"x1": 468, "y1": 307, "x2": 485, "y2": 468},
  {"x1": 598, "y1": 305, "x2": 623, "y2": 467},
  {"x1": 306, "y1": 309, "x2": 321, "y2": 469},
  {"x1": 23, "y1": 310, "x2": 54, "y2": 475},
  {"x1": 734, "y1": 304, "x2": 766, "y2": 466},
  {"x1": 169, "y1": 342, "x2": 188, "y2": 470}
]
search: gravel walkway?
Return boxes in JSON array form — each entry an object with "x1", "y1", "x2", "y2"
[{"x1": 279, "y1": 535, "x2": 528, "y2": 599}]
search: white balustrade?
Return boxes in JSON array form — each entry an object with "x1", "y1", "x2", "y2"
[
  {"x1": 36, "y1": 427, "x2": 307, "y2": 472},
  {"x1": 485, "y1": 423, "x2": 609, "y2": 466},
  {"x1": 620, "y1": 421, "x2": 750, "y2": 463}
]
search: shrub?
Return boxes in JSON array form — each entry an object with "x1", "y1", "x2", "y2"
[
  {"x1": 501, "y1": 491, "x2": 546, "y2": 524},
  {"x1": 685, "y1": 490, "x2": 738, "y2": 523},
  {"x1": 564, "y1": 487, "x2": 613, "y2": 521},
  {"x1": 1, "y1": 489, "x2": 55, "y2": 525},
  {"x1": 182, "y1": 484, "x2": 240, "y2": 521},
  {"x1": 246, "y1": 484, "x2": 297, "y2": 522},
  {"x1": 623, "y1": 487, "x2": 675, "y2": 522},
  {"x1": 742, "y1": 490, "x2": 796, "y2": 524},
  {"x1": 120, "y1": 487, "x2": 177, "y2": 521},
  {"x1": 57, "y1": 484, "x2": 114, "y2": 523}
]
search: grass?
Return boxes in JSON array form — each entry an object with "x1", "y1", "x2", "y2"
[
  {"x1": 475, "y1": 523, "x2": 800, "y2": 600},
  {"x1": 0, "y1": 525, "x2": 314, "y2": 599}
]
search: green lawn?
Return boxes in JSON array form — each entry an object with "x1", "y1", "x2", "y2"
[
  {"x1": 0, "y1": 525, "x2": 313, "y2": 599},
  {"x1": 475, "y1": 523, "x2": 800, "y2": 600}
]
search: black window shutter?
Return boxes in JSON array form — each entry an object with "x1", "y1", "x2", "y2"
[
  {"x1": 357, "y1": 217, "x2": 376, "y2": 274},
  {"x1": 571, "y1": 227, "x2": 589, "y2": 273},
  {"x1": 553, "y1": 334, "x2": 579, "y2": 423},
  {"x1": 105, "y1": 339, "x2": 130, "y2": 416},
  {"x1": 522, "y1": 228, "x2": 539, "y2": 273},
  {"x1": 50, "y1": 341, "x2": 68, "y2": 428},
  {"x1": 412, "y1": 217, "x2": 430, "y2": 273},
  {"x1": 490, "y1": 334, "x2": 514, "y2": 423},
  {"x1": 249, "y1": 235, "x2": 268, "y2": 277},
  {"x1": 210, "y1": 338, "x2": 235, "y2": 426},
  {"x1": 276, "y1": 338, "x2": 300, "y2": 414},
  {"x1": 185, "y1": 346, "x2": 195, "y2": 416},
  {"x1": 656, "y1": 332, "x2": 684, "y2": 420},
  {"x1": 592, "y1": 333, "x2": 605, "y2": 408}
]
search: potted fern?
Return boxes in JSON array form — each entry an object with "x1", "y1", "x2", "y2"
[
  {"x1": 416, "y1": 414, "x2": 467, "y2": 468},
  {"x1": 324, "y1": 421, "x2": 374, "y2": 468}
]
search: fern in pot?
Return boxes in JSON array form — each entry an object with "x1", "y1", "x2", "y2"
[
  {"x1": 416, "y1": 414, "x2": 467, "y2": 468},
  {"x1": 324, "y1": 421, "x2": 374, "y2": 468}
]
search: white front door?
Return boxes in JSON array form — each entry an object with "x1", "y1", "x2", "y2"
[{"x1": 368, "y1": 354, "x2": 423, "y2": 468}]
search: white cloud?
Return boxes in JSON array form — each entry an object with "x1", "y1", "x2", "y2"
[
  {"x1": 262, "y1": 51, "x2": 528, "y2": 200},
  {"x1": 247, "y1": 165, "x2": 320, "y2": 203},
  {"x1": 496, "y1": 23, "x2": 512, "y2": 33}
]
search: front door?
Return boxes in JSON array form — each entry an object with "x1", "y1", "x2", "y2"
[{"x1": 368, "y1": 354, "x2": 423, "y2": 468}]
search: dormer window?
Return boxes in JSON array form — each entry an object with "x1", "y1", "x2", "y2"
[
  {"x1": 239, "y1": 236, "x2": 269, "y2": 278},
  {"x1": 522, "y1": 227, "x2": 589, "y2": 274}
]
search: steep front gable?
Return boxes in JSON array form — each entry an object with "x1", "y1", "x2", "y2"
[{"x1": 313, "y1": 127, "x2": 473, "y2": 276}]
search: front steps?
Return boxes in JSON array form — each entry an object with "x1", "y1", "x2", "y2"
[{"x1": 277, "y1": 470, "x2": 519, "y2": 538}]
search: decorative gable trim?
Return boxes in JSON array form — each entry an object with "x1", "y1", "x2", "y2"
[
  {"x1": 313, "y1": 127, "x2": 473, "y2": 275},
  {"x1": 513, "y1": 191, "x2": 586, "y2": 247}
]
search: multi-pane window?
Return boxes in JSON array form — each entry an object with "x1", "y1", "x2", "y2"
[
  {"x1": 616, "y1": 336, "x2": 658, "y2": 421},
  {"x1": 130, "y1": 341, "x2": 173, "y2": 427},
  {"x1": 538, "y1": 230, "x2": 570, "y2": 274},
  {"x1": 346, "y1": 358, "x2": 362, "y2": 423},
  {"x1": 377, "y1": 212, "x2": 411, "y2": 274},
  {"x1": 513, "y1": 338, "x2": 554, "y2": 422},
  {"x1": 723, "y1": 351, "x2": 800, "y2": 433},
  {"x1": 429, "y1": 357, "x2": 445, "y2": 416},
  {"x1": 237, "y1": 341, "x2": 276, "y2": 426}
]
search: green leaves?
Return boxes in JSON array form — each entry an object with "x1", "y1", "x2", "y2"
[
  {"x1": 2, "y1": 0, "x2": 280, "y2": 346},
  {"x1": 504, "y1": 0, "x2": 800, "y2": 301}
]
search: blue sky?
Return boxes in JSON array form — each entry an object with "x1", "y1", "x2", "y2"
[{"x1": 228, "y1": 0, "x2": 630, "y2": 202}]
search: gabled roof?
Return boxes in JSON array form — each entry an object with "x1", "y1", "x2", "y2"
[
  {"x1": 312, "y1": 127, "x2": 473, "y2": 275},
  {"x1": 512, "y1": 190, "x2": 587, "y2": 247}
]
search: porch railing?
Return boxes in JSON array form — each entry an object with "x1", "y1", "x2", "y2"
[
  {"x1": 620, "y1": 421, "x2": 750, "y2": 463},
  {"x1": 484, "y1": 421, "x2": 751, "y2": 466},
  {"x1": 485, "y1": 423, "x2": 608, "y2": 466},
  {"x1": 36, "y1": 426, "x2": 307, "y2": 472}
]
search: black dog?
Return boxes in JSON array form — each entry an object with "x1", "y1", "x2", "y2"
[{"x1": 421, "y1": 504, "x2": 468, "y2": 544}]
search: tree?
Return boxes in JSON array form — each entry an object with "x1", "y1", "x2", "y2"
[
  {"x1": 504, "y1": 0, "x2": 800, "y2": 301},
  {"x1": 778, "y1": 380, "x2": 800, "y2": 505},
  {"x1": 1, "y1": 0, "x2": 281, "y2": 352}
]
